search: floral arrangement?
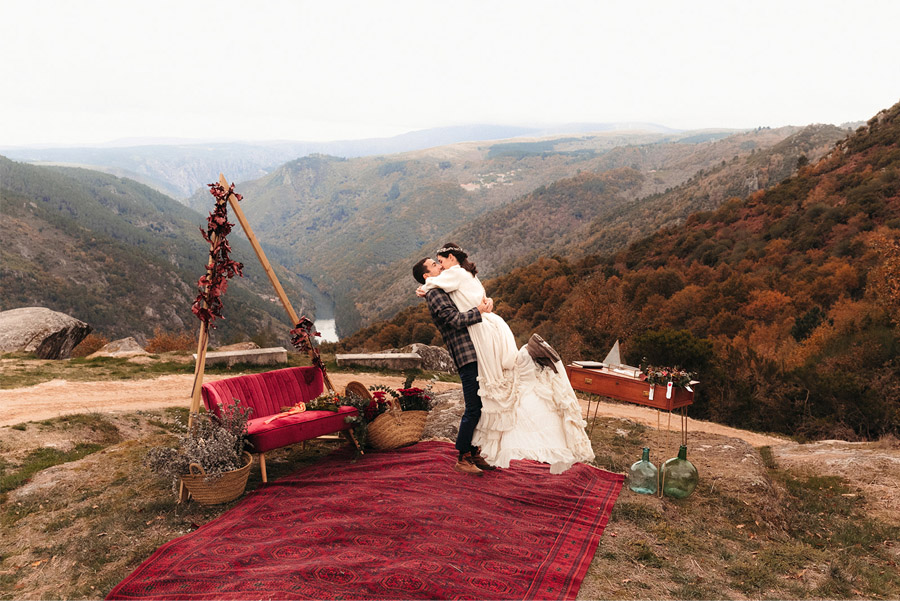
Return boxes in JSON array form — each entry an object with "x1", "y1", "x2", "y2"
[
  {"x1": 341, "y1": 376, "x2": 434, "y2": 449},
  {"x1": 289, "y1": 315, "x2": 340, "y2": 397},
  {"x1": 640, "y1": 360, "x2": 696, "y2": 389},
  {"x1": 191, "y1": 182, "x2": 244, "y2": 326},
  {"x1": 396, "y1": 387, "x2": 432, "y2": 411},
  {"x1": 289, "y1": 316, "x2": 321, "y2": 354},
  {"x1": 145, "y1": 399, "x2": 253, "y2": 491},
  {"x1": 368, "y1": 383, "x2": 433, "y2": 413}
]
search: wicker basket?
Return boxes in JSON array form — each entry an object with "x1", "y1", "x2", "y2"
[
  {"x1": 181, "y1": 451, "x2": 252, "y2": 505},
  {"x1": 368, "y1": 405, "x2": 428, "y2": 450},
  {"x1": 344, "y1": 381, "x2": 372, "y2": 403},
  {"x1": 344, "y1": 381, "x2": 427, "y2": 451}
]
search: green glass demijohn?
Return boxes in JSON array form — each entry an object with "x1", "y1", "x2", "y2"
[
  {"x1": 661, "y1": 445, "x2": 699, "y2": 499},
  {"x1": 627, "y1": 447, "x2": 658, "y2": 495}
]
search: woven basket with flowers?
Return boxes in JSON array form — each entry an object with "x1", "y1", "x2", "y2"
[{"x1": 343, "y1": 380, "x2": 431, "y2": 451}]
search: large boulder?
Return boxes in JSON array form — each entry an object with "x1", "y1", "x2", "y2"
[
  {"x1": 0, "y1": 307, "x2": 92, "y2": 359},
  {"x1": 398, "y1": 343, "x2": 456, "y2": 373},
  {"x1": 87, "y1": 337, "x2": 148, "y2": 359},
  {"x1": 421, "y1": 389, "x2": 464, "y2": 441}
]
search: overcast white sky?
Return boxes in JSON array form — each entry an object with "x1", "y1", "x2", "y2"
[{"x1": 2, "y1": 0, "x2": 899, "y2": 147}]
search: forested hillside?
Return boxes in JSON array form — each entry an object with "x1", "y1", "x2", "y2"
[
  {"x1": 430, "y1": 125, "x2": 848, "y2": 277},
  {"x1": 555, "y1": 123, "x2": 850, "y2": 259},
  {"x1": 337, "y1": 102, "x2": 900, "y2": 440},
  {"x1": 224, "y1": 126, "x2": 817, "y2": 334},
  {"x1": 356, "y1": 125, "x2": 848, "y2": 327},
  {"x1": 0, "y1": 158, "x2": 312, "y2": 344},
  {"x1": 224, "y1": 132, "x2": 690, "y2": 333}
]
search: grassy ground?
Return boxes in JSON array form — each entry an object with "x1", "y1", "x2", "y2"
[
  {"x1": 1, "y1": 360, "x2": 898, "y2": 599},
  {"x1": 0, "y1": 409, "x2": 339, "y2": 599},
  {"x1": 582, "y1": 420, "x2": 900, "y2": 600}
]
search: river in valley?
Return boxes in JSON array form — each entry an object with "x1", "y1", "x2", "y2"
[
  {"x1": 299, "y1": 275, "x2": 339, "y2": 343},
  {"x1": 313, "y1": 318, "x2": 338, "y2": 343}
]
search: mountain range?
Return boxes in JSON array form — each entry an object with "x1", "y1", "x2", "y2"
[
  {"x1": 0, "y1": 122, "x2": 677, "y2": 200},
  {"x1": 364, "y1": 124, "x2": 851, "y2": 325},
  {"x1": 215, "y1": 124, "x2": 849, "y2": 333}
]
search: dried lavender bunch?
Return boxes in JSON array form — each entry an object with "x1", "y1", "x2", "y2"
[{"x1": 146, "y1": 399, "x2": 252, "y2": 491}]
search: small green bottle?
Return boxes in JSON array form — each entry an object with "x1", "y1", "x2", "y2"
[
  {"x1": 627, "y1": 447, "x2": 658, "y2": 495},
  {"x1": 662, "y1": 445, "x2": 699, "y2": 499}
]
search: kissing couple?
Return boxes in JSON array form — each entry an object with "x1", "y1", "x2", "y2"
[{"x1": 413, "y1": 243, "x2": 594, "y2": 475}]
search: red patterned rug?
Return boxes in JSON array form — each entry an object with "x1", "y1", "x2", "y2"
[{"x1": 107, "y1": 441, "x2": 623, "y2": 600}]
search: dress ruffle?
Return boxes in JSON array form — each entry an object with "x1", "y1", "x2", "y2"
[
  {"x1": 536, "y1": 358, "x2": 596, "y2": 465},
  {"x1": 471, "y1": 355, "x2": 522, "y2": 462},
  {"x1": 475, "y1": 347, "x2": 595, "y2": 472},
  {"x1": 492, "y1": 447, "x2": 579, "y2": 474}
]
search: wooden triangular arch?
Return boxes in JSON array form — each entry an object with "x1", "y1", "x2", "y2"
[{"x1": 188, "y1": 173, "x2": 336, "y2": 419}]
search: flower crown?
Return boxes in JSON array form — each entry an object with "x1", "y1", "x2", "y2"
[{"x1": 436, "y1": 245, "x2": 465, "y2": 256}]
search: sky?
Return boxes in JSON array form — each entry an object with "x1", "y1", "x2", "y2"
[{"x1": 2, "y1": 0, "x2": 899, "y2": 147}]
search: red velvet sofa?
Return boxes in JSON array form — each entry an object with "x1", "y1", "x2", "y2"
[{"x1": 201, "y1": 366, "x2": 358, "y2": 482}]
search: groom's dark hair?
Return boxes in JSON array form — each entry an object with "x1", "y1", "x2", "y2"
[{"x1": 413, "y1": 258, "x2": 429, "y2": 285}]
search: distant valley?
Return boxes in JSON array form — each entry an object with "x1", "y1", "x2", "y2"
[
  {"x1": 220, "y1": 124, "x2": 851, "y2": 333},
  {"x1": 1, "y1": 120, "x2": 856, "y2": 341}
]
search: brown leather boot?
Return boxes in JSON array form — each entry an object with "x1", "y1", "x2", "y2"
[
  {"x1": 469, "y1": 448, "x2": 497, "y2": 471},
  {"x1": 454, "y1": 452, "x2": 484, "y2": 475}
]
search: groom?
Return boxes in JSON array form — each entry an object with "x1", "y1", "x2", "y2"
[{"x1": 413, "y1": 257, "x2": 496, "y2": 475}]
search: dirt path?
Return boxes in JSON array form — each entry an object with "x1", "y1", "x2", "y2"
[
  {"x1": 576, "y1": 397, "x2": 788, "y2": 447},
  {"x1": 1, "y1": 372, "x2": 784, "y2": 447},
  {"x1": 0, "y1": 373, "x2": 461, "y2": 428}
]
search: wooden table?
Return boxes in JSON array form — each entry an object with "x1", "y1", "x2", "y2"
[{"x1": 565, "y1": 364, "x2": 694, "y2": 438}]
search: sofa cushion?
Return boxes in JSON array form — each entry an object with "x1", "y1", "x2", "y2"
[
  {"x1": 201, "y1": 366, "x2": 324, "y2": 419},
  {"x1": 246, "y1": 406, "x2": 358, "y2": 453},
  {"x1": 201, "y1": 366, "x2": 360, "y2": 456}
]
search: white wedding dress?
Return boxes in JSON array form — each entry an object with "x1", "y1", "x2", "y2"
[{"x1": 422, "y1": 265, "x2": 595, "y2": 473}]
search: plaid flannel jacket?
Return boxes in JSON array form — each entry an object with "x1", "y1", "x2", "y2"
[{"x1": 425, "y1": 288, "x2": 481, "y2": 369}]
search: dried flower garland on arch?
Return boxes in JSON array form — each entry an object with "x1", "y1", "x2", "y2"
[{"x1": 191, "y1": 181, "x2": 244, "y2": 326}]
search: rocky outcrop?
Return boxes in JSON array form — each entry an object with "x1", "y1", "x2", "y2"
[
  {"x1": 87, "y1": 337, "x2": 148, "y2": 359},
  {"x1": 421, "y1": 389, "x2": 464, "y2": 441},
  {"x1": 398, "y1": 343, "x2": 456, "y2": 373},
  {"x1": 0, "y1": 307, "x2": 91, "y2": 359}
]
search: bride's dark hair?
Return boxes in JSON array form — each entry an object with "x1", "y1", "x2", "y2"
[{"x1": 436, "y1": 242, "x2": 477, "y2": 277}]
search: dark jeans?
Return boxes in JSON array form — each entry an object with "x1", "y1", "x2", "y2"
[{"x1": 455, "y1": 361, "x2": 481, "y2": 456}]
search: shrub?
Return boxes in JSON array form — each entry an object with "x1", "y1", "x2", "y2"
[
  {"x1": 145, "y1": 327, "x2": 196, "y2": 353},
  {"x1": 626, "y1": 328, "x2": 714, "y2": 373},
  {"x1": 71, "y1": 334, "x2": 109, "y2": 357}
]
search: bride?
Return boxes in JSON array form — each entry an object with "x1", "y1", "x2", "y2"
[{"x1": 418, "y1": 243, "x2": 594, "y2": 473}]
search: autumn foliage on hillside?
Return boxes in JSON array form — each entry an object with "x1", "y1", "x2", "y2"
[{"x1": 340, "y1": 102, "x2": 900, "y2": 440}]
